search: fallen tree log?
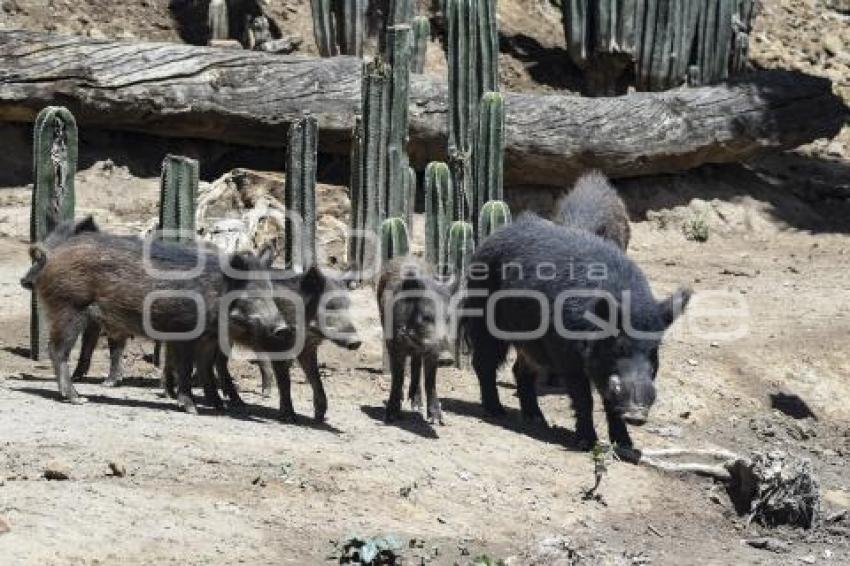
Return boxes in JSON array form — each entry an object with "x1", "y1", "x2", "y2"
[{"x1": 0, "y1": 30, "x2": 845, "y2": 187}]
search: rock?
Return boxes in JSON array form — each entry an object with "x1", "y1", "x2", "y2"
[
  {"x1": 826, "y1": 140, "x2": 846, "y2": 158},
  {"x1": 209, "y1": 39, "x2": 243, "y2": 50},
  {"x1": 108, "y1": 461, "x2": 126, "y2": 478},
  {"x1": 823, "y1": 35, "x2": 844, "y2": 58},
  {"x1": 743, "y1": 537, "x2": 789, "y2": 553},
  {"x1": 0, "y1": 515, "x2": 9, "y2": 534},
  {"x1": 44, "y1": 462, "x2": 70, "y2": 481}
]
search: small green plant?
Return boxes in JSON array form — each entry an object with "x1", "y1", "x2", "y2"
[
  {"x1": 472, "y1": 555, "x2": 506, "y2": 566},
  {"x1": 683, "y1": 215, "x2": 710, "y2": 242},
  {"x1": 583, "y1": 441, "x2": 614, "y2": 502}
]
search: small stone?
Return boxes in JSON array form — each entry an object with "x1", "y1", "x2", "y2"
[
  {"x1": 687, "y1": 359, "x2": 699, "y2": 367},
  {"x1": 799, "y1": 555, "x2": 816, "y2": 564},
  {"x1": 0, "y1": 515, "x2": 10, "y2": 535},
  {"x1": 44, "y1": 463, "x2": 70, "y2": 481},
  {"x1": 108, "y1": 462, "x2": 126, "y2": 478},
  {"x1": 823, "y1": 35, "x2": 843, "y2": 57}
]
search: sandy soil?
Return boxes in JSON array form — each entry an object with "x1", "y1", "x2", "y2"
[{"x1": 0, "y1": 156, "x2": 849, "y2": 564}]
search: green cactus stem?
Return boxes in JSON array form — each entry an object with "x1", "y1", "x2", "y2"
[
  {"x1": 30, "y1": 106, "x2": 78, "y2": 360},
  {"x1": 284, "y1": 115, "x2": 319, "y2": 272},
  {"x1": 159, "y1": 155, "x2": 199, "y2": 243},
  {"x1": 478, "y1": 200, "x2": 512, "y2": 240},
  {"x1": 474, "y1": 91, "x2": 505, "y2": 230},
  {"x1": 379, "y1": 216, "x2": 410, "y2": 264},
  {"x1": 411, "y1": 15, "x2": 430, "y2": 74},
  {"x1": 424, "y1": 162, "x2": 454, "y2": 268},
  {"x1": 311, "y1": 0, "x2": 338, "y2": 56},
  {"x1": 385, "y1": 23, "x2": 413, "y2": 221},
  {"x1": 208, "y1": 0, "x2": 230, "y2": 41},
  {"x1": 446, "y1": 220, "x2": 475, "y2": 281}
]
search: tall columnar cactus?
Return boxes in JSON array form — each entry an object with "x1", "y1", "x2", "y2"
[
  {"x1": 411, "y1": 15, "x2": 430, "y2": 74},
  {"x1": 478, "y1": 200, "x2": 511, "y2": 240},
  {"x1": 474, "y1": 91, "x2": 505, "y2": 230},
  {"x1": 284, "y1": 115, "x2": 319, "y2": 272},
  {"x1": 335, "y1": 0, "x2": 368, "y2": 56},
  {"x1": 446, "y1": 220, "x2": 475, "y2": 281},
  {"x1": 159, "y1": 155, "x2": 199, "y2": 243},
  {"x1": 311, "y1": 0, "x2": 338, "y2": 56},
  {"x1": 208, "y1": 0, "x2": 230, "y2": 41},
  {"x1": 403, "y1": 165, "x2": 416, "y2": 235},
  {"x1": 380, "y1": 0, "x2": 414, "y2": 52},
  {"x1": 379, "y1": 216, "x2": 410, "y2": 264},
  {"x1": 563, "y1": 0, "x2": 756, "y2": 94},
  {"x1": 348, "y1": 58, "x2": 391, "y2": 274},
  {"x1": 385, "y1": 24, "x2": 413, "y2": 221},
  {"x1": 30, "y1": 106, "x2": 78, "y2": 360},
  {"x1": 424, "y1": 162, "x2": 454, "y2": 267},
  {"x1": 348, "y1": 117, "x2": 364, "y2": 267}
]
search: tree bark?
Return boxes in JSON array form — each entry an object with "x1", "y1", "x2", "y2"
[{"x1": 0, "y1": 30, "x2": 845, "y2": 187}]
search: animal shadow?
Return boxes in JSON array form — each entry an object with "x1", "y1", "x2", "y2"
[{"x1": 360, "y1": 405, "x2": 439, "y2": 439}]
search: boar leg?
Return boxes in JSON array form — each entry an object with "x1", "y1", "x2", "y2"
[
  {"x1": 194, "y1": 338, "x2": 224, "y2": 411},
  {"x1": 258, "y1": 358, "x2": 275, "y2": 397},
  {"x1": 603, "y1": 400, "x2": 633, "y2": 448},
  {"x1": 298, "y1": 347, "x2": 327, "y2": 423},
  {"x1": 171, "y1": 342, "x2": 198, "y2": 414},
  {"x1": 423, "y1": 357, "x2": 443, "y2": 425},
  {"x1": 566, "y1": 376, "x2": 597, "y2": 450},
  {"x1": 408, "y1": 354, "x2": 422, "y2": 412},
  {"x1": 513, "y1": 357, "x2": 547, "y2": 425},
  {"x1": 385, "y1": 343, "x2": 407, "y2": 422},
  {"x1": 71, "y1": 319, "x2": 101, "y2": 381},
  {"x1": 103, "y1": 335, "x2": 126, "y2": 387},
  {"x1": 161, "y1": 344, "x2": 178, "y2": 399},
  {"x1": 48, "y1": 307, "x2": 89, "y2": 404},
  {"x1": 214, "y1": 351, "x2": 246, "y2": 409},
  {"x1": 472, "y1": 347, "x2": 506, "y2": 417},
  {"x1": 272, "y1": 360, "x2": 297, "y2": 423}
]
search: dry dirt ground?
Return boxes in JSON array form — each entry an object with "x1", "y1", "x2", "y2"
[
  {"x1": 1, "y1": 1, "x2": 850, "y2": 565},
  {"x1": 0, "y1": 155, "x2": 849, "y2": 565}
]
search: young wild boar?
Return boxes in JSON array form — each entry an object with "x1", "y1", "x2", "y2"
[
  {"x1": 214, "y1": 266, "x2": 362, "y2": 423},
  {"x1": 461, "y1": 214, "x2": 690, "y2": 449},
  {"x1": 557, "y1": 170, "x2": 630, "y2": 251},
  {"x1": 27, "y1": 217, "x2": 291, "y2": 414},
  {"x1": 378, "y1": 256, "x2": 454, "y2": 425}
]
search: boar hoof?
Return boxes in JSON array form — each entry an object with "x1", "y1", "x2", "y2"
[
  {"x1": 178, "y1": 394, "x2": 198, "y2": 415},
  {"x1": 102, "y1": 379, "x2": 120, "y2": 388},
  {"x1": 483, "y1": 403, "x2": 507, "y2": 418},
  {"x1": 261, "y1": 386, "x2": 273, "y2": 398},
  {"x1": 278, "y1": 411, "x2": 298, "y2": 424},
  {"x1": 410, "y1": 394, "x2": 423, "y2": 412},
  {"x1": 385, "y1": 407, "x2": 402, "y2": 423},
  {"x1": 521, "y1": 410, "x2": 548, "y2": 427},
  {"x1": 574, "y1": 432, "x2": 598, "y2": 452},
  {"x1": 227, "y1": 396, "x2": 246, "y2": 410},
  {"x1": 66, "y1": 395, "x2": 88, "y2": 406}
]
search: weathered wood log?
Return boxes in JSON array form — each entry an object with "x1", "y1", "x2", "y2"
[{"x1": 0, "y1": 30, "x2": 845, "y2": 187}]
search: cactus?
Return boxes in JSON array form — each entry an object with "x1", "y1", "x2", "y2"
[
  {"x1": 379, "y1": 216, "x2": 410, "y2": 264},
  {"x1": 411, "y1": 15, "x2": 430, "y2": 74},
  {"x1": 564, "y1": 0, "x2": 755, "y2": 94},
  {"x1": 30, "y1": 106, "x2": 78, "y2": 360},
  {"x1": 335, "y1": 0, "x2": 368, "y2": 56},
  {"x1": 385, "y1": 24, "x2": 413, "y2": 221},
  {"x1": 348, "y1": 58, "x2": 391, "y2": 274},
  {"x1": 478, "y1": 200, "x2": 511, "y2": 240},
  {"x1": 159, "y1": 155, "x2": 199, "y2": 243},
  {"x1": 446, "y1": 220, "x2": 475, "y2": 281},
  {"x1": 311, "y1": 0, "x2": 338, "y2": 56},
  {"x1": 424, "y1": 162, "x2": 453, "y2": 268},
  {"x1": 474, "y1": 91, "x2": 505, "y2": 230},
  {"x1": 403, "y1": 165, "x2": 416, "y2": 235},
  {"x1": 446, "y1": 0, "x2": 476, "y2": 155},
  {"x1": 208, "y1": 0, "x2": 229, "y2": 41},
  {"x1": 284, "y1": 115, "x2": 319, "y2": 272}
]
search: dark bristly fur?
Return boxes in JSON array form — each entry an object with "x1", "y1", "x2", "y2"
[
  {"x1": 461, "y1": 214, "x2": 690, "y2": 449},
  {"x1": 557, "y1": 170, "x2": 631, "y2": 250}
]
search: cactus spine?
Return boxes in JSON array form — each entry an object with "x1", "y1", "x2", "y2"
[
  {"x1": 411, "y1": 15, "x2": 430, "y2": 74},
  {"x1": 424, "y1": 162, "x2": 453, "y2": 268},
  {"x1": 208, "y1": 0, "x2": 229, "y2": 41},
  {"x1": 474, "y1": 91, "x2": 505, "y2": 230},
  {"x1": 159, "y1": 155, "x2": 199, "y2": 243},
  {"x1": 478, "y1": 200, "x2": 511, "y2": 240},
  {"x1": 379, "y1": 217, "x2": 410, "y2": 264},
  {"x1": 284, "y1": 116, "x2": 319, "y2": 272},
  {"x1": 30, "y1": 106, "x2": 78, "y2": 360}
]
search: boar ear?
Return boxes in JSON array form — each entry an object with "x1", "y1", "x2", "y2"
[
  {"x1": 74, "y1": 215, "x2": 99, "y2": 234},
  {"x1": 28, "y1": 243, "x2": 47, "y2": 264},
  {"x1": 659, "y1": 287, "x2": 692, "y2": 328},
  {"x1": 301, "y1": 265, "x2": 326, "y2": 295},
  {"x1": 257, "y1": 244, "x2": 276, "y2": 269}
]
